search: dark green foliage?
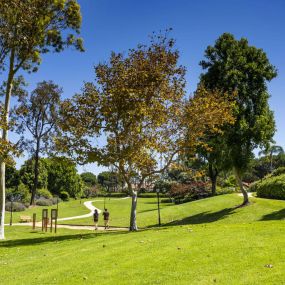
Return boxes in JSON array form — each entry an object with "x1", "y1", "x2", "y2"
[
  {"x1": 36, "y1": 188, "x2": 52, "y2": 199},
  {"x1": 59, "y1": 191, "x2": 70, "y2": 201},
  {"x1": 271, "y1": 167, "x2": 285, "y2": 177},
  {"x1": 45, "y1": 157, "x2": 83, "y2": 198},
  {"x1": 5, "y1": 165, "x2": 20, "y2": 188},
  {"x1": 253, "y1": 174, "x2": 285, "y2": 200},
  {"x1": 19, "y1": 158, "x2": 48, "y2": 191},
  {"x1": 80, "y1": 172, "x2": 97, "y2": 186},
  {"x1": 200, "y1": 33, "x2": 276, "y2": 197},
  {"x1": 6, "y1": 183, "x2": 31, "y2": 204},
  {"x1": 97, "y1": 171, "x2": 123, "y2": 192}
]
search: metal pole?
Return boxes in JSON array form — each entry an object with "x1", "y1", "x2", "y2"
[{"x1": 157, "y1": 191, "x2": 161, "y2": 226}]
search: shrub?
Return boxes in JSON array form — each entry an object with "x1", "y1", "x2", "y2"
[
  {"x1": 169, "y1": 181, "x2": 210, "y2": 204},
  {"x1": 254, "y1": 174, "x2": 285, "y2": 200},
  {"x1": 5, "y1": 202, "x2": 26, "y2": 212},
  {"x1": 37, "y1": 188, "x2": 52, "y2": 199},
  {"x1": 35, "y1": 198, "x2": 53, "y2": 206},
  {"x1": 222, "y1": 175, "x2": 236, "y2": 188},
  {"x1": 59, "y1": 191, "x2": 70, "y2": 201},
  {"x1": 271, "y1": 167, "x2": 285, "y2": 177},
  {"x1": 216, "y1": 186, "x2": 237, "y2": 195},
  {"x1": 50, "y1": 197, "x2": 62, "y2": 205}
]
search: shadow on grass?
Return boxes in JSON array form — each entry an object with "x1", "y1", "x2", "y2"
[
  {"x1": 260, "y1": 208, "x2": 285, "y2": 221},
  {"x1": 0, "y1": 231, "x2": 130, "y2": 248},
  {"x1": 155, "y1": 207, "x2": 236, "y2": 227}
]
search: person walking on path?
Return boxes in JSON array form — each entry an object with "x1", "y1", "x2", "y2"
[
  {"x1": 93, "y1": 209, "x2": 99, "y2": 230},
  {"x1": 103, "y1": 209, "x2": 110, "y2": 229}
]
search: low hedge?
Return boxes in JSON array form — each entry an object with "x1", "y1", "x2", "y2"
[
  {"x1": 5, "y1": 202, "x2": 26, "y2": 212},
  {"x1": 35, "y1": 198, "x2": 53, "y2": 206},
  {"x1": 253, "y1": 174, "x2": 285, "y2": 200}
]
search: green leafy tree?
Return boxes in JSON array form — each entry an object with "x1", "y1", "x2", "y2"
[
  {"x1": 0, "y1": 0, "x2": 83, "y2": 239},
  {"x1": 45, "y1": 157, "x2": 83, "y2": 198},
  {"x1": 80, "y1": 172, "x2": 97, "y2": 187},
  {"x1": 5, "y1": 165, "x2": 20, "y2": 188},
  {"x1": 19, "y1": 158, "x2": 48, "y2": 191},
  {"x1": 200, "y1": 33, "x2": 277, "y2": 205},
  {"x1": 258, "y1": 144, "x2": 284, "y2": 172},
  {"x1": 14, "y1": 81, "x2": 62, "y2": 205}
]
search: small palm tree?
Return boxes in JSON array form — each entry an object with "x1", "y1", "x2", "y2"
[{"x1": 258, "y1": 144, "x2": 284, "y2": 172}]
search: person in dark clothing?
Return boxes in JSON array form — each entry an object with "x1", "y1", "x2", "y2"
[
  {"x1": 103, "y1": 208, "x2": 110, "y2": 229},
  {"x1": 93, "y1": 209, "x2": 99, "y2": 230}
]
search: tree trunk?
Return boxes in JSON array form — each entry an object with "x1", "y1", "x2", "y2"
[
  {"x1": 233, "y1": 167, "x2": 249, "y2": 206},
  {"x1": 30, "y1": 141, "x2": 40, "y2": 205},
  {"x1": 269, "y1": 151, "x2": 273, "y2": 173},
  {"x1": 129, "y1": 190, "x2": 138, "y2": 231},
  {"x1": 209, "y1": 164, "x2": 218, "y2": 196},
  {"x1": 0, "y1": 49, "x2": 15, "y2": 239}
]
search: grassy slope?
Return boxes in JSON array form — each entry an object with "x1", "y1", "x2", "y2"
[
  {"x1": 61, "y1": 194, "x2": 285, "y2": 228},
  {"x1": 4, "y1": 199, "x2": 90, "y2": 224},
  {"x1": 1, "y1": 194, "x2": 285, "y2": 285}
]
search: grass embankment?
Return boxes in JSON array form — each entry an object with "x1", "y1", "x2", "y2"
[
  {"x1": 61, "y1": 194, "x2": 285, "y2": 228},
  {"x1": 1, "y1": 194, "x2": 285, "y2": 284},
  {"x1": 4, "y1": 199, "x2": 90, "y2": 224}
]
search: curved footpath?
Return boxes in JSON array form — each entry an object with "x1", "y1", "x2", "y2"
[{"x1": 5, "y1": 197, "x2": 130, "y2": 231}]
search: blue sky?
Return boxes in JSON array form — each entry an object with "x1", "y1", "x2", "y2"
[{"x1": 12, "y1": 0, "x2": 285, "y2": 174}]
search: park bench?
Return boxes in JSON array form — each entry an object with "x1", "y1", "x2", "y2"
[{"x1": 20, "y1": 215, "x2": 32, "y2": 223}]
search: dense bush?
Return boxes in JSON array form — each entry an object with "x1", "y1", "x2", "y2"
[
  {"x1": 169, "y1": 181, "x2": 210, "y2": 204},
  {"x1": 37, "y1": 188, "x2": 53, "y2": 199},
  {"x1": 271, "y1": 167, "x2": 285, "y2": 177},
  {"x1": 216, "y1": 186, "x2": 237, "y2": 195},
  {"x1": 221, "y1": 175, "x2": 236, "y2": 188},
  {"x1": 35, "y1": 198, "x2": 53, "y2": 206},
  {"x1": 59, "y1": 191, "x2": 70, "y2": 201},
  {"x1": 5, "y1": 202, "x2": 26, "y2": 212},
  {"x1": 252, "y1": 174, "x2": 285, "y2": 200},
  {"x1": 50, "y1": 197, "x2": 62, "y2": 205}
]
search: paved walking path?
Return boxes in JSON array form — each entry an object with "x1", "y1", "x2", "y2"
[{"x1": 5, "y1": 197, "x2": 130, "y2": 231}]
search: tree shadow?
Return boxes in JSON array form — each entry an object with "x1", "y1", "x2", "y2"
[
  {"x1": 159, "y1": 207, "x2": 235, "y2": 227},
  {"x1": 0, "y1": 231, "x2": 129, "y2": 248},
  {"x1": 260, "y1": 209, "x2": 285, "y2": 221}
]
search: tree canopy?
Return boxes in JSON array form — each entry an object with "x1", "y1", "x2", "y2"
[
  {"x1": 200, "y1": 33, "x2": 277, "y2": 205},
  {"x1": 58, "y1": 34, "x2": 234, "y2": 230}
]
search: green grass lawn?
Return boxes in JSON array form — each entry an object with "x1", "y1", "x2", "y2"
[
  {"x1": 61, "y1": 194, "x2": 285, "y2": 228},
  {"x1": 1, "y1": 194, "x2": 285, "y2": 284},
  {"x1": 4, "y1": 198, "x2": 91, "y2": 224}
]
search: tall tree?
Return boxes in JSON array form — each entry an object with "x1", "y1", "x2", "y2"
[
  {"x1": 0, "y1": 0, "x2": 83, "y2": 239},
  {"x1": 58, "y1": 35, "x2": 234, "y2": 230},
  {"x1": 200, "y1": 33, "x2": 277, "y2": 205},
  {"x1": 258, "y1": 144, "x2": 284, "y2": 172},
  {"x1": 14, "y1": 81, "x2": 62, "y2": 205}
]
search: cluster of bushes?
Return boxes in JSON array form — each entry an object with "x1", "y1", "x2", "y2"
[
  {"x1": 168, "y1": 181, "x2": 210, "y2": 204},
  {"x1": 6, "y1": 187, "x2": 63, "y2": 212},
  {"x1": 250, "y1": 168, "x2": 285, "y2": 200},
  {"x1": 5, "y1": 202, "x2": 26, "y2": 212}
]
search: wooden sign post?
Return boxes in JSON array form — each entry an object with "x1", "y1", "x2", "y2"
[
  {"x1": 50, "y1": 209, "x2": 58, "y2": 233},
  {"x1": 32, "y1": 213, "x2": 36, "y2": 230},
  {"x1": 42, "y1": 209, "x2": 48, "y2": 232}
]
